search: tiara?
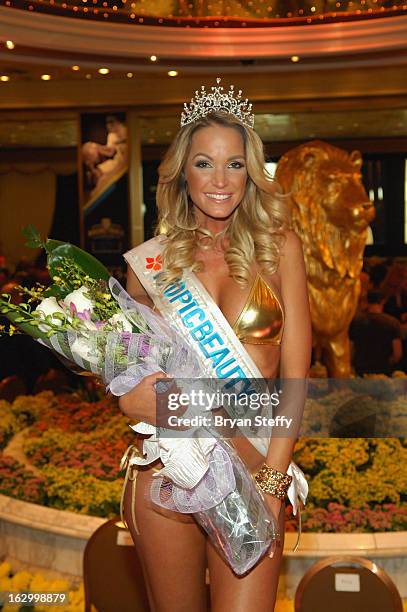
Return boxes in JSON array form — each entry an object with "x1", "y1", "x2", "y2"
[{"x1": 180, "y1": 78, "x2": 254, "y2": 129}]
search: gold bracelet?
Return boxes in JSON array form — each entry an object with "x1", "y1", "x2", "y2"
[{"x1": 254, "y1": 463, "x2": 293, "y2": 500}]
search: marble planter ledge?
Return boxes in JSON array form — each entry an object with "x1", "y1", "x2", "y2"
[
  {"x1": 284, "y1": 531, "x2": 407, "y2": 558},
  {"x1": 0, "y1": 494, "x2": 105, "y2": 539},
  {"x1": 1, "y1": 493, "x2": 406, "y2": 593}
]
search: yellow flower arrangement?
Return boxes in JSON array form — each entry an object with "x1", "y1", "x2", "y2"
[
  {"x1": 0, "y1": 561, "x2": 12, "y2": 577},
  {"x1": 0, "y1": 401, "x2": 18, "y2": 449},
  {"x1": 294, "y1": 438, "x2": 407, "y2": 509},
  {"x1": 0, "y1": 560, "x2": 84, "y2": 612},
  {"x1": 11, "y1": 392, "x2": 57, "y2": 426},
  {"x1": 9, "y1": 570, "x2": 32, "y2": 591},
  {"x1": 43, "y1": 465, "x2": 123, "y2": 516},
  {"x1": 1, "y1": 557, "x2": 406, "y2": 611},
  {"x1": 2, "y1": 389, "x2": 406, "y2": 528}
]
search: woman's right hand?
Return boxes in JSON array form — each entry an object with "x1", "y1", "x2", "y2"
[{"x1": 118, "y1": 371, "x2": 167, "y2": 424}]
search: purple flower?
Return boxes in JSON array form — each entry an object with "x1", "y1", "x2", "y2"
[
  {"x1": 76, "y1": 309, "x2": 92, "y2": 321},
  {"x1": 140, "y1": 336, "x2": 150, "y2": 358},
  {"x1": 121, "y1": 332, "x2": 131, "y2": 346}
]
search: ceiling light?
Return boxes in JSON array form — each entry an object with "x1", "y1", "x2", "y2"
[
  {"x1": 98, "y1": 67, "x2": 110, "y2": 75},
  {"x1": 6, "y1": 40, "x2": 15, "y2": 50},
  {"x1": 85, "y1": 74, "x2": 92, "y2": 79},
  {"x1": 0, "y1": 75, "x2": 10, "y2": 82},
  {"x1": 290, "y1": 55, "x2": 300, "y2": 62},
  {"x1": 150, "y1": 55, "x2": 157, "y2": 62},
  {"x1": 72, "y1": 65, "x2": 80, "y2": 71},
  {"x1": 41, "y1": 74, "x2": 51, "y2": 80},
  {"x1": 126, "y1": 72, "x2": 133, "y2": 78},
  {"x1": 168, "y1": 70, "x2": 178, "y2": 77}
]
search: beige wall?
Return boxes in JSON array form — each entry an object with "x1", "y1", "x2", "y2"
[{"x1": 0, "y1": 160, "x2": 75, "y2": 268}]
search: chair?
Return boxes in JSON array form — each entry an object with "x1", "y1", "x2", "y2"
[
  {"x1": 83, "y1": 518, "x2": 151, "y2": 612},
  {"x1": 0, "y1": 375, "x2": 27, "y2": 402},
  {"x1": 295, "y1": 555, "x2": 403, "y2": 612}
]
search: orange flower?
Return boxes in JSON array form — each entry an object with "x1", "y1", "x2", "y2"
[{"x1": 145, "y1": 254, "x2": 162, "y2": 271}]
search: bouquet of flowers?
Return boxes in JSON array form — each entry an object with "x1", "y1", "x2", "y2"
[
  {"x1": 0, "y1": 226, "x2": 279, "y2": 574},
  {"x1": 0, "y1": 226, "x2": 201, "y2": 394}
]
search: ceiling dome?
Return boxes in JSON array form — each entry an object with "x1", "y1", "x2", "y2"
[{"x1": 2, "y1": 0, "x2": 406, "y2": 26}]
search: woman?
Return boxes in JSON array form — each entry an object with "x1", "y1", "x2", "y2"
[{"x1": 119, "y1": 80, "x2": 312, "y2": 611}]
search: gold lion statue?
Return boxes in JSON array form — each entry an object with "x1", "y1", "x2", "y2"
[{"x1": 275, "y1": 140, "x2": 375, "y2": 377}]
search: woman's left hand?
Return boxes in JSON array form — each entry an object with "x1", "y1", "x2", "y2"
[
  {"x1": 265, "y1": 494, "x2": 283, "y2": 523},
  {"x1": 264, "y1": 495, "x2": 283, "y2": 559}
]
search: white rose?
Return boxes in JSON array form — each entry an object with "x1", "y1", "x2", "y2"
[
  {"x1": 108, "y1": 312, "x2": 132, "y2": 332},
  {"x1": 34, "y1": 297, "x2": 67, "y2": 331},
  {"x1": 63, "y1": 286, "x2": 93, "y2": 314},
  {"x1": 71, "y1": 337, "x2": 99, "y2": 365}
]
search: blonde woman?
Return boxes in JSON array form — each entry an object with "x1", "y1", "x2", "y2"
[{"x1": 119, "y1": 81, "x2": 312, "y2": 611}]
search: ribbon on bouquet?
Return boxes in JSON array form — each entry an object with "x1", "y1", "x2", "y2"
[
  {"x1": 126, "y1": 424, "x2": 237, "y2": 513},
  {"x1": 123, "y1": 236, "x2": 309, "y2": 547}
]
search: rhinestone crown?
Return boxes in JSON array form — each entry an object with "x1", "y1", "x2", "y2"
[{"x1": 180, "y1": 78, "x2": 254, "y2": 129}]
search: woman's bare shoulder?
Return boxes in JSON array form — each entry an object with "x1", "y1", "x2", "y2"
[
  {"x1": 126, "y1": 265, "x2": 151, "y2": 302},
  {"x1": 280, "y1": 229, "x2": 303, "y2": 252},
  {"x1": 278, "y1": 229, "x2": 305, "y2": 266}
]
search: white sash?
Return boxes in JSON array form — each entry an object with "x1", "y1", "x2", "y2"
[{"x1": 124, "y1": 235, "x2": 308, "y2": 516}]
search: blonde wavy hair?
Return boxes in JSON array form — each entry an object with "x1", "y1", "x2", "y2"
[{"x1": 156, "y1": 111, "x2": 291, "y2": 287}]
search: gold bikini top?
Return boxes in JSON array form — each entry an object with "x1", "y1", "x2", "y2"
[{"x1": 231, "y1": 273, "x2": 284, "y2": 345}]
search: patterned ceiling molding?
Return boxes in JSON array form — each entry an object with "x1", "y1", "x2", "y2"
[{"x1": 1, "y1": 8, "x2": 407, "y2": 59}]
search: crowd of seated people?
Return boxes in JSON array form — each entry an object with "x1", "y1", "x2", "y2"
[{"x1": 351, "y1": 260, "x2": 407, "y2": 375}]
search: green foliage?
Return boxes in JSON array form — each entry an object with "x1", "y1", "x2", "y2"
[
  {"x1": 22, "y1": 224, "x2": 44, "y2": 249},
  {"x1": 44, "y1": 240, "x2": 110, "y2": 283},
  {"x1": 83, "y1": 278, "x2": 118, "y2": 321},
  {"x1": 23, "y1": 225, "x2": 110, "y2": 282},
  {"x1": 0, "y1": 301, "x2": 50, "y2": 341}
]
